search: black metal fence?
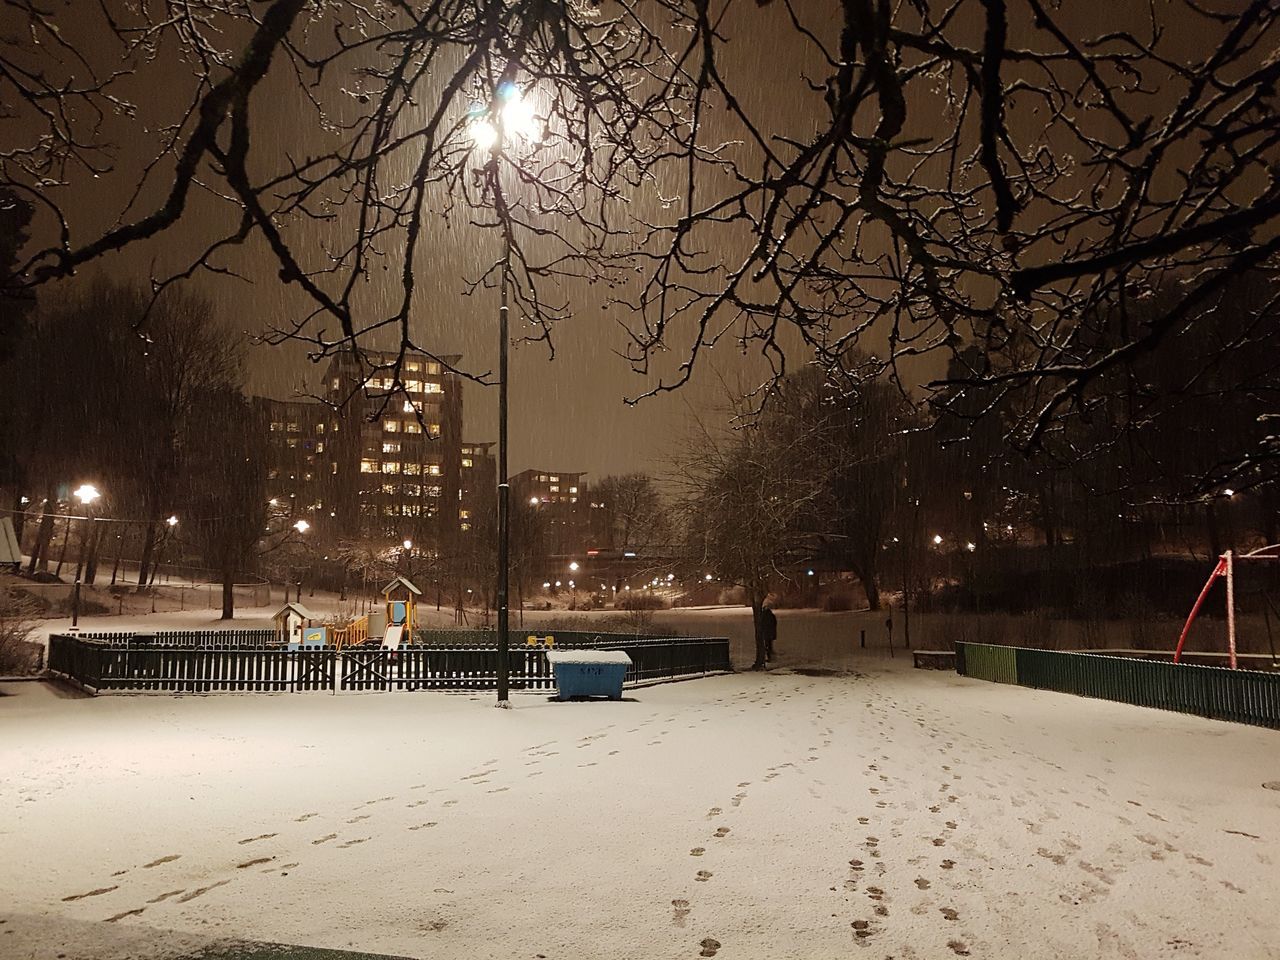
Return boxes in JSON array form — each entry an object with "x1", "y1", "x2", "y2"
[
  {"x1": 47, "y1": 634, "x2": 731, "y2": 695},
  {"x1": 76, "y1": 630, "x2": 276, "y2": 648},
  {"x1": 956, "y1": 642, "x2": 1280, "y2": 729}
]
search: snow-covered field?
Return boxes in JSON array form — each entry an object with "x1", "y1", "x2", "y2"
[{"x1": 3, "y1": 639, "x2": 1280, "y2": 960}]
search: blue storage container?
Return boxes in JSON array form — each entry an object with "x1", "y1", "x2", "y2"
[{"x1": 546, "y1": 650, "x2": 631, "y2": 700}]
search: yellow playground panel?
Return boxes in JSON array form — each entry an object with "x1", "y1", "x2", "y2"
[{"x1": 525, "y1": 635, "x2": 556, "y2": 647}]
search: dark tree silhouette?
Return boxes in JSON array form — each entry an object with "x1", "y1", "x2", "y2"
[{"x1": 3, "y1": 1, "x2": 1278, "y2": 476}]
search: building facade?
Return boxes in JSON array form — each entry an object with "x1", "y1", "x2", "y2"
[
  {"x1": 256, "y1": 350, "x2": 468, "y2": 551},
  {"x1": 510, "y1": 469, "x2": 588, "y2": 555}
]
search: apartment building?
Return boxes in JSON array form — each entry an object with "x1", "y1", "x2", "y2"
[{"x1": 510, "y1": 468, "x2": 588, "y2": 555}]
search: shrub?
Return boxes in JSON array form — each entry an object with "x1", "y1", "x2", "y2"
[
  {"x1": 616, "y1": 592, "x2": 667, "y2": 611},
  {"x1": 0, "y1": 587, "x2": 43, "y2": 675}
]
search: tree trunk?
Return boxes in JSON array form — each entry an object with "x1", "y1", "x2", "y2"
[
  {"x1": 27, "y1": 486, "x2": 56, "y2": 574},
  {"x1": 53, "y1": 519, "x2": 71, "y2": 577},
  {"x1": 221, "y1": 567, "x2": 235, "y2": 620},
  {"x1": 1206, "y1": 503, "x2": 1223, "y2": 559},
  {"x1": 859, "y1": 569, "x2": 881, "y2": 611},
  {"x1": 136, "y1": 517, "x2": 160, "y2": 591},
  {"x1": 750, "y1": 599, "x2": 764, "y2": 670},
  {"x1": 85, "y1": 520, "x2": 106, "y2": 584},
  {"x1": 11, "y1": 490, "x2": 26, "y2": 541}
]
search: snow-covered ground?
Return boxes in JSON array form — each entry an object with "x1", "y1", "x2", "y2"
[{"x1": 3, "y1": 639, "x2": 1279, "y2": 960}]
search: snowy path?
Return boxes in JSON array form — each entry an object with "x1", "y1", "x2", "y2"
[{"x1": 2, "y1": 659, "x2": 1278, "y2": 959}]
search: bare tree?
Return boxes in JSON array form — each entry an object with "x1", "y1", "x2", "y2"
[
  {"x1": 4, "y1": 1, "x2": 1278, "y2": 483},
  {"x1": 673, "y1": 405, "x2": 823, "y2": 669},
  {"x1": 179, "y1": 389, "x2": 271, "y2": 619},
  {"x1": 771, "y1": 364, "x2": 918, "y2": 610},
  {"x1": 588, "y1": 474, "x2": 668, "y2": 551}
]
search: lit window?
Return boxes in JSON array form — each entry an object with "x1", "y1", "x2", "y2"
[
  {"x1": 286, "y1": 438, "x2": 299, "y2": 449},
  {"x1": 570, "y1": 497, "x2": 577, "y2": 503},
  {"x1": 331, "y1": 422, "x2": 339, "y2": 433},
  {"x1": 424, "y1": 362, "x2": 441, "y2": 375},
  {"x1": 403, "y1": 462, "x2": 421, "y2": 476},
  {"x1": 549, "y1": 485, "x2": 559, "y2": 493},
  {"x1": 425, "y1": 485, "x2": 442, "y2": 497},
  {"x1": 316, "y1": 423, "x2": 326, "y2": 434},
  {"x1": 404, "y1": 422, "x2": 422, "y2": 434},
  {"x1": 361, "y1": 503, "x2": 375, "y2": 516},
  {"x1": 330, "y1": 463, "x2": 338, "y2": 475},
  {"x1": 382, "y1": 442, "x2": 401, "y2": 455},
  {"x1": 360, "y1": 460, "x2": 377, "y2": 473},
  {"x1": 382, "y1": 483, "x2": 398, "y2": 495},
  {"x1": 427, "y1": 464, "x2": 442, "y2": 476},
  {"x1": 462, "y1": 447, "x2": 472, "y2": 455},
  {"x1": 423, "y1": 381, "x2": 443, "y2": 394},
  {"x1": 316, "y1": 441, "x2": 325, "y2": 453},
  {"x1": 462, "y1": 458, "x2": 473, "y2": 468},
  {"x1": 459, "y1": 509, "x2": 470, "y2": 520},
  {"x1": 569, "y1": 486, "x2": 577, "y2": 494},
  {"x1": 332, "y1": 378, "x2": 340, "y2": 389},
  {"x1": 383, "y1": 420, "x2": 399, "y2": 433},
  {"x1": 405, "y1": 361, "x2": 421, "y2": 373},
  {"x1": 288, "y1": 422, "x2": 300, "y2": 433},
  {"x1": 427, "y1": 423, "x2": 441, "y2": 438},
  {"x1": 460, "y1": 522, "x2": 471, "y2": 532},
  {"x1": 270, "y1": 421, "x2": 283, "y2": 432},
  {"x1": 382, "y1": 461, "x2": 401, "y2": 474},
  {"x1": 383, "y1": 504, "x2": 399, "y2": 516},
  {"x1": 405, "y1": 380, "x2": 423, "y2": 393},
  {"x1": 538, "y1": 474, "x2": 547, "y2": 482},
  {"x1": 549, "y1": 475, "x2": 559, "y2": 482},
  {"x1": 403, "y1": 483, "x2": 421, "y2": 497}
]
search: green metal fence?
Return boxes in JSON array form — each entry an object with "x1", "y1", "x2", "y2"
[{"x1": 956, "y1": 642, "x2": 1280, "y2": 729}]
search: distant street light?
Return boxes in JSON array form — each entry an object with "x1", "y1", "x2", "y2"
[
  {"x1": 530, "y1": 497, "x2": 540, "y2": 506},
  {"x1": 1224, "y1": 488, "x2": 1236, "y2": 498},
  {"x1": 294, "y1": 519, "x2": 310, "y2": 534},
  {"x1": 932, "y1": 534, "x2": 943, "y2": 545},
  {"x1": 167, "y1": 515, "x2": 178, "y2": 527},
  {"x1": 966, "y1": 542, "x2": 976, "y2": 553},
  {"x1": 71, "y1": 484, "x2": 103, "y2": 630},
  {"x1": 568, "y1": 561, "x2": 580, "y2": 572},
  {"x1": 73, "y1": 484, "x2": 100, "y2": 506},
  {"x1": 403, "y1": 539, "x2": 413, "y2": 550}
]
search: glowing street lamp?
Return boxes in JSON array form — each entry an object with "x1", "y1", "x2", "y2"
[
  {"x1": 932, "y1": 534, "x2": 943, "y2": 546},
  {"x1": 568, "y1": 561, "x2": 580, "y2": 572},
  {"x1": 403, "y1": 539, "x2": 413, "y2": 551},
  {"x1": 167, "y1": 515, "x2": 178, "y2": 527},
  {"x1": 70, "y1": 484, "x2": 103, "y2": 630},
  {"x1": 469, "y1": 81, "x2": 544, "y2": 707},
  {"x1": 294, "y1": 519, "x2": 310, "y2": 534}
]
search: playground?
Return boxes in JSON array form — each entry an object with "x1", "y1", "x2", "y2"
[{"x1": 5, "y1": 632, "x2": 1280, "y2": 960}]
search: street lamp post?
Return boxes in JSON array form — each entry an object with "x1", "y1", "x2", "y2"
[
  {"x1": 472, "y1": 83, "x2": 538, "y2": 707},
  {"x1": 70, "y1": 484, "x2": 101, "y2": 630}
]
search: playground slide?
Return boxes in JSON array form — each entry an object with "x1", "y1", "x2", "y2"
[{"x1": 382, "y1": 624, "x2": 404, "y2": 651}]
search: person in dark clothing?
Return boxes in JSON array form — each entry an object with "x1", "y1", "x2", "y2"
[{"x1": 761, "y1": 603, "x2": 778, "y2": 662}]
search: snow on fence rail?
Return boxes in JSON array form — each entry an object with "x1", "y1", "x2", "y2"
[
  {"x1": 956, "y1": 642, "x2": 1280, "y2": 730},
  {"x1": 46, "y1": 634, "x2": 731, "y2": 694}
]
